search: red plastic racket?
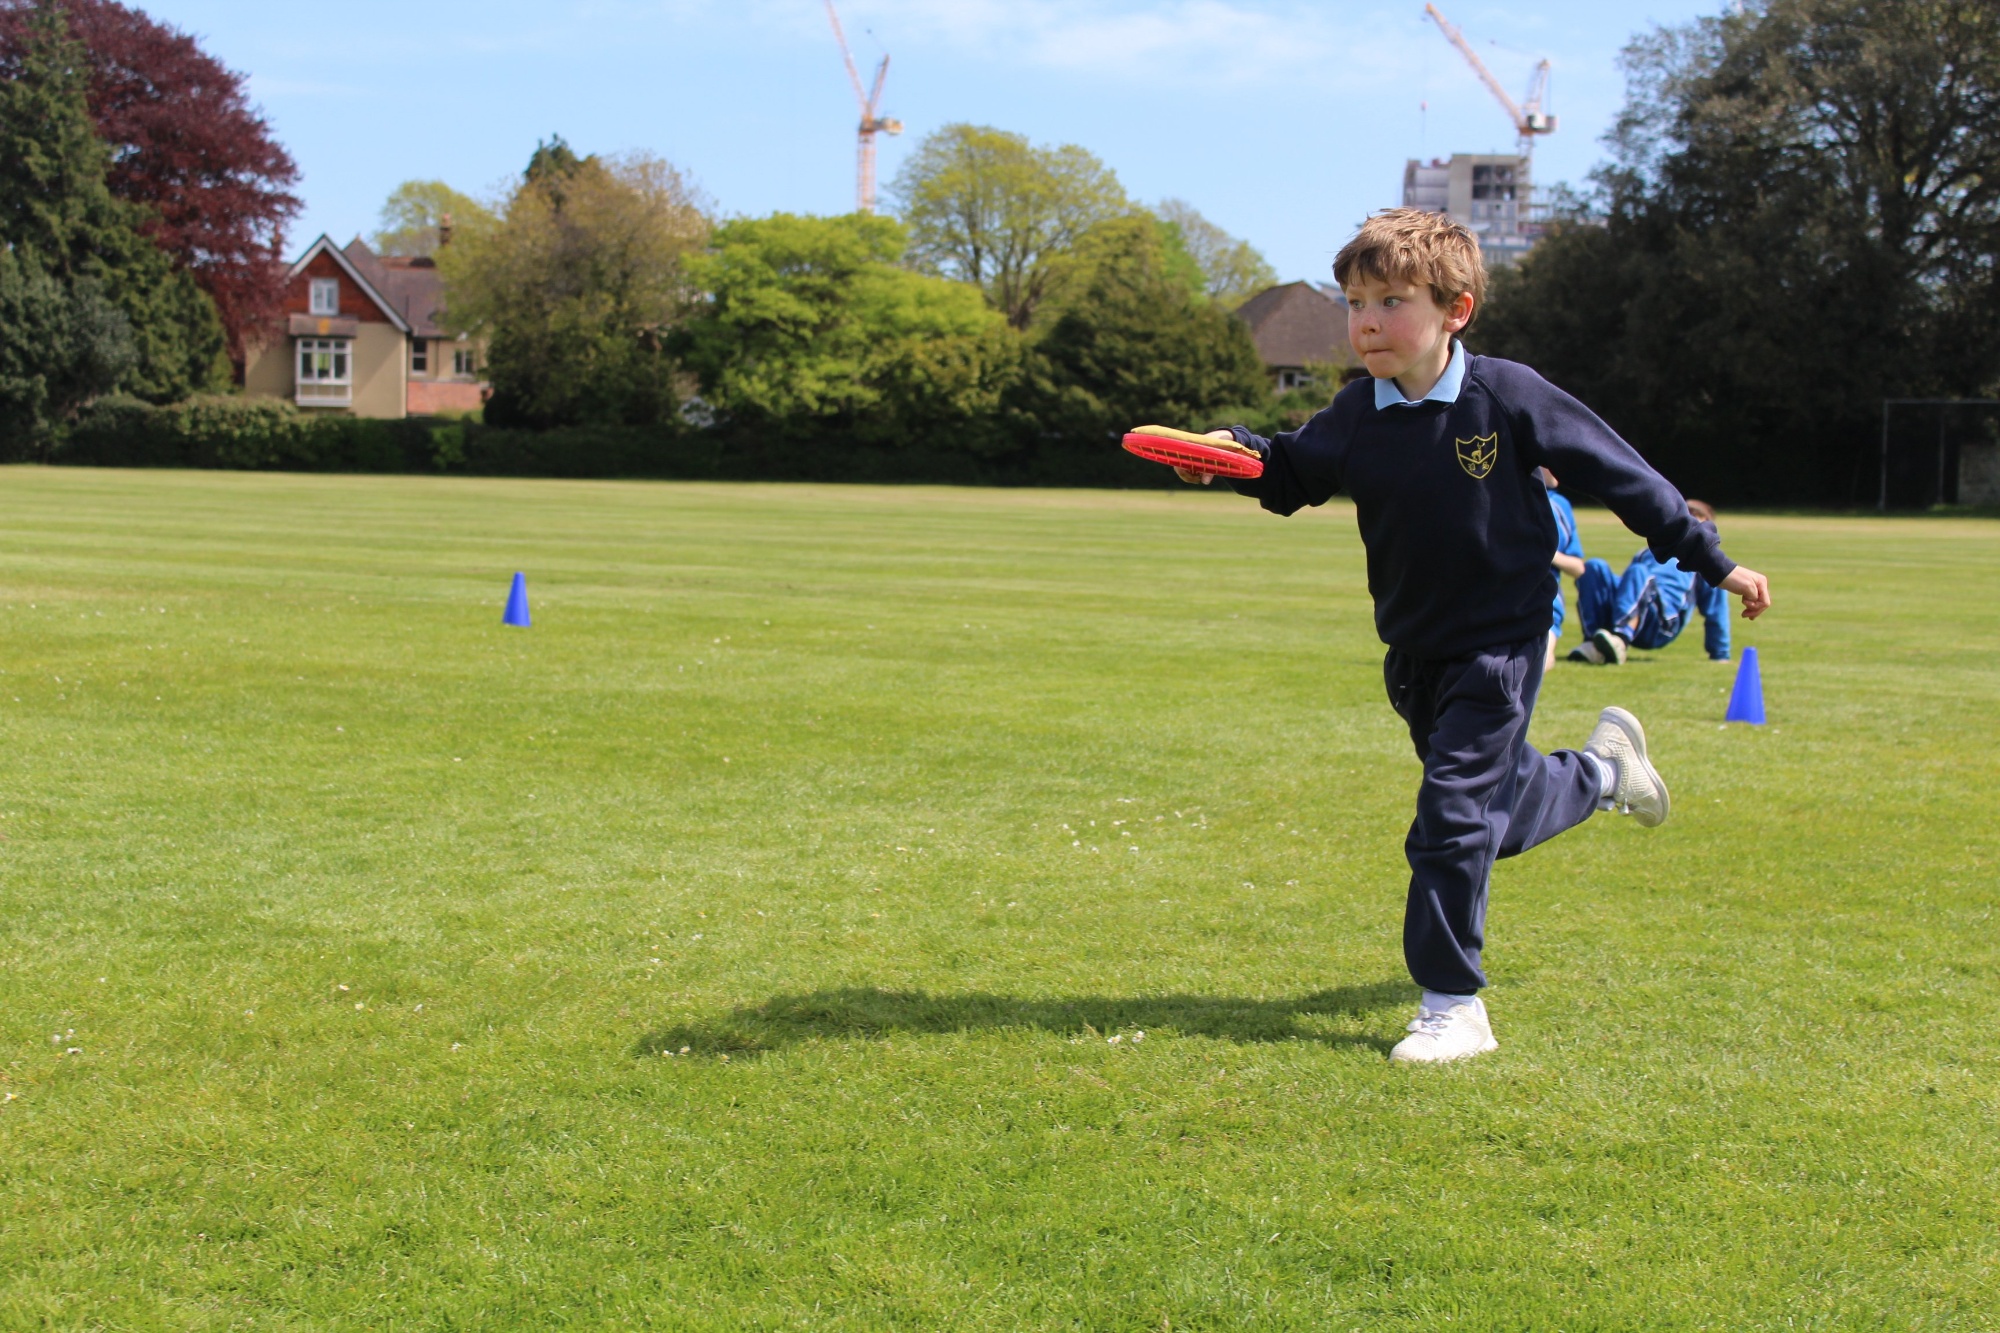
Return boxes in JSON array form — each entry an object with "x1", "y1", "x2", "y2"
[{"x1": 1122, "y1": 425, "x2": 1263, "y2": 479}]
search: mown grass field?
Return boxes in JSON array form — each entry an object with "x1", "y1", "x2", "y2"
[{"x1": 0, "y1": 466, "x2": 1995, "y2": 1330}]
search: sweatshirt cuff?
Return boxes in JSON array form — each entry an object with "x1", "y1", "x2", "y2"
[
  {"x1": 1225, "y1": 427, "x2": 1270, "y2": 497},
  {"x1": 1666, "y1": 519, "x2": 1735, "y2": 587},
  {"x1": 1227, "y1": 426, "x2": 1269, "y2": 456}
]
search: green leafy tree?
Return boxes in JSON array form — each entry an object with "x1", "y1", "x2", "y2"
[
  {"x1": 371, "y1": 180, "x2": 495, "y2": 257},
  {"x1": 1014, "y1": 213, "x2": 1271, "y2": 452},
  {"x1": 888, "y1": 123, "x2": 1128, "y2": 329},
  {"x1": 1157, "y1": 199, "x2": 1278, "y2": 307},
  {"x1": 673, "y1": 212, "x2": 1019, "y2": 452},
  {"x1": 1480, "y1": 0, "x2": 2000, "y2": 504},
  {"x1": 0, "y1": 1, "x2": 223, "y2": 448},
  {"x1": 439, "y1": 141, "x2": 709, "y2": 429}
]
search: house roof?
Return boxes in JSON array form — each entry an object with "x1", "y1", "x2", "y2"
[
  {"x1": 344, "y1": 239, "x2": 452, "y2": 339},
  {"x1": 286, "y1": 235, "x2": 412, "y2": 334},
  {"x1": 1234, "y1": 281, "x2": 1355, "y2": 369}
]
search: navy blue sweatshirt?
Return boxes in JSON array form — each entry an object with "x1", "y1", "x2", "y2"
[{"x1": 1228, "y1": 351, "x2": 1734, "y2": 660}]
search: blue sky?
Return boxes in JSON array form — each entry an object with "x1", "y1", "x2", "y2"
[{"x1": 145, "y1": 0, "x2": 1723, "y2": 282}]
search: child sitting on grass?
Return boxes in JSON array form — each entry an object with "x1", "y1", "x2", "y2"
[
  {"x1": 1175, "y1": 208, "x2": 1771, "y2": 1063},
  {"x1": 1542, "y1": 467, "x2": 1587, "y2": 672},
  {"x1": 1567, "y1": 499, "x2": 1732, "y2": 665}
]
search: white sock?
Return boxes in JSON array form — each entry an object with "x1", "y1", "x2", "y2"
[
  {"x1": 1422, "y1": 990, "x2": 1480, "y2": 1014},
  {"x1": 1583, "y1": 750, "x2": 1615, "y2": 798}
]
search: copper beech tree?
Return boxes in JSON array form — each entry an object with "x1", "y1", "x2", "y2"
[{"x1": 0, "y1": 0, "x2": 300, "y2": 364}]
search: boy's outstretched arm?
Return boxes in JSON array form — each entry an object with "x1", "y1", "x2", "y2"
[
  {"x1": 1173, "y1": 426, "x2": 1334, "y2": 514},
  {"x1": 1501, "y1": 364, "x2": 1772, "y2": 619},
  {"x1": 1200, "y1": 403, "x2": 1358, "y2": 516}
]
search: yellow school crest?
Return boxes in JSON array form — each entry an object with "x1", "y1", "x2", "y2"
[{"x1": 1455, "y1": 433, "x2": 1498, "y2": 479}]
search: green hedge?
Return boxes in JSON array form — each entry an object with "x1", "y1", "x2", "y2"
[
  {"x1": 57, "y1": 395, "x2": 724, "y2": 479},
  {"x1": 45, "y1": 394, "x2": 1199, "y2": 488},
  {"x1": 61, "y1": 396, "x2": 441, "y2": 471}
]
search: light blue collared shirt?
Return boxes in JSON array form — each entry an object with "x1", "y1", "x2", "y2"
[{"x1": 1373, "y1": 340, "x2": 1467, "y2": 410}]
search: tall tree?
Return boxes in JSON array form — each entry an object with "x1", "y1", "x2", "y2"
[
  {"x1": 1157, "y1": 199, "x2": 1278, "y2": 307},
  {"x1": 673, "y1": 212, "x2": 1018, "y2": 452},
  {"x1": 441, "y1": 142, "x2": 709, "y2": 429},
  {"x1": 1480, "y1": 0, "x2": 2000, "y2": 504},
  {"x1": 1014, "y1": 213, "x2": 1271, "y2": 453},
  {"x1": 371, "y1": 180, "x2": 496, "y2": 257},
  {"x1": 0, "y1": 0, "x2": 301, "y2": 364},
  {"x1": 0, "y1": 242, "x2": 132, "y2": 453},
  {"x1": 0, "y1": 1, "x2": 222, "y2": 448},
  {"x1": 888, "y1": 123, "x2": 1128, "y2": 329}
]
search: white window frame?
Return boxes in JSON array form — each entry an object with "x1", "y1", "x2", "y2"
[
  {"x1": 452, "y1": 346, "x2": 477, "y2": 376},
  {"x1": 308, "y1": 278, "x2": 340, "y2": 315},
  {"x1": 296, "y1": 337, "x2": 352, "y2": 405},
  {"x1": 411, "y1": 338, "x2": 429, "y2": 374}
]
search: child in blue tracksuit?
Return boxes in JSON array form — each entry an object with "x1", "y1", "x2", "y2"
[
  {"x1": 1173, "y1": 209, "x2": 1771, "y2": 1063},
  {"x1": 1569, "y1": 500, "x2": 1731, "y2": 666},
  {"x1": 1543, "y1": 470, "x2": 1585, "y2": 671}
]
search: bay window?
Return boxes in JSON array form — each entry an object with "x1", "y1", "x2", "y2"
[{"x1": 296, "y1": 337, "x2": 352, "y2": 404}]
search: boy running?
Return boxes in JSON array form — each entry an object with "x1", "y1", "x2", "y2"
[{"x1": 1177, "y1": 209, "x2": 1770, "y2": 1062}]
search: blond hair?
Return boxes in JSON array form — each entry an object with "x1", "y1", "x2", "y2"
[{"x1": 1333, "y1": 207, "x2": 1486, "y2": 323}]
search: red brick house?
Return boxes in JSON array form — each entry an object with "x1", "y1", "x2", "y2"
[{"x1": 243, "y1": 234, "x2": 488, "y2": 418}]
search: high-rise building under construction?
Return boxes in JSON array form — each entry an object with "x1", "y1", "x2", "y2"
[{"x1": 1403, "y1": 154, "x2": 1539, "y2": 266}]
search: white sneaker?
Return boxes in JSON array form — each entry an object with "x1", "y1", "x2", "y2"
[
  {"x1": 1390, "y1": 999, "x2": 1498, "y2": 1063},
  {"x1": 1567, "y1": 640, "x2": 1606, "y2": 665},
  {"x1": 1591, "y1": 628, "x2": 1629, "y2": 665},
  {"x1": 1584, "y1": 705, "x2": 1670, "y2": 827}
]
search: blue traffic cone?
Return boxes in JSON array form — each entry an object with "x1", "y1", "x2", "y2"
[
  {"x1": 1724, "y1": 645, "x2": 1764, "y2": 724},
  {"x1": 502, "y1": 572, "x2": 531, "y2": 628}
]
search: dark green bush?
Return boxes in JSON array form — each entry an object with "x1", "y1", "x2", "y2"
[
  {"x1": 61, "y1": 395, "x2": 437, "y2": 471},
  {"x1": 50, "y1": 393, "x2": 1198, "y2": 487},
  {"x1": 56, "y1": 395, "x2": 726, "y2": 480}
]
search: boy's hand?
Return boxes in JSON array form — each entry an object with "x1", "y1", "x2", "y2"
[
  {"x1": 1720, "y1": 566, "x2": 1771, "y2": 619},
  {"x1": 1174, "y1": 430, "x2": 1246, "y2": 485}
]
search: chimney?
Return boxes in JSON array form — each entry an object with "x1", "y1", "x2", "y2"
[{"x1": 438, "y1": 212, "x2": 455, "y2": 249}]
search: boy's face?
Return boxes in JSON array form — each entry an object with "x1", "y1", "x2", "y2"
[{"x1": 1343, "y1": 274, "x2": 1474, "y2": 383}]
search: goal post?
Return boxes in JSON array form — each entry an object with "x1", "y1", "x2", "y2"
[{"x1": 1879, "y1": 398, "x2": 2000, "y2": 510}]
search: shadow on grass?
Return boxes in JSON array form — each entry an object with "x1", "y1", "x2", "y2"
[{"x1": 633, "y1": 981, "x2": 1410, "y2": 1060}]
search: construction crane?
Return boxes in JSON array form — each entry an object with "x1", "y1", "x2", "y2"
[
  {"x1": 823, "y1": 0, "x2": 902, "y2": 214},
  {"x1": 1423, "y1": 3, "x2": 1556, "y2": 162}
]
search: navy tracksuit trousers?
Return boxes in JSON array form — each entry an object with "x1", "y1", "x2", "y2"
[{"x1": 1384, "y1": 636, "x2": 1602, "y2": 994}]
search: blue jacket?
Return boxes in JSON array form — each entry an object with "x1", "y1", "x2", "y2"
[
  {"x1": 1549, "y1": 490, "x2": 1582, "y2": 631},
  {"x1": 1622, "y1": 549, "x2": 1731, "y2": 659}
]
